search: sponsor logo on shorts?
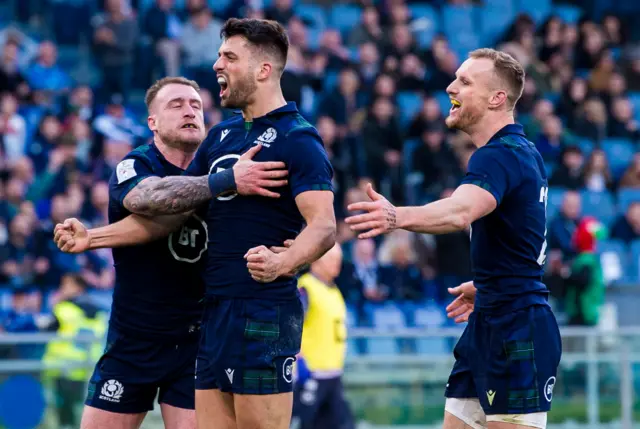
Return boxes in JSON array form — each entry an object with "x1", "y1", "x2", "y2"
[
  {"x1": 544, "y1": 376, "x2": 556, "y2": 402},
  {"x1": 225, "y1": 368, "x2": 234, "y2": 384},
  {"x1": 283, "y1": 357, "x2": 294, "y2": 383},
  {"x1": 99, "y1": 379, "x2": 124, "y2": 403}
]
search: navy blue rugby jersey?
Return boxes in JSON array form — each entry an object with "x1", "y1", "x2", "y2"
[
  {"x1": 108, "y1": 143, "x2": 206, "y2": 339},
  {"x1": 185, "y1": 102, "x2": 334, "y2": 300},
  {"x1": 461, "y1": 124, "x2": 550, "y2": 314}
]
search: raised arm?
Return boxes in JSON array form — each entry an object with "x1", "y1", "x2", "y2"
[
  {"x1": 122, "y1": 144, "x2": 289, "y2": 216},
  {"x1": 54, "y1": 214, "x2": 188, "y2": 253},
  {"x1": 245, "y1": 191, "x2": 336, "y2": 283}
]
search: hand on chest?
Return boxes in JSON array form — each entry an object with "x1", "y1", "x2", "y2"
[{"x1": 207, "y1": 126, "x2": 282, "y2": 174}]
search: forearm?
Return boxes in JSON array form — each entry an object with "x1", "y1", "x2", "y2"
[
  {"x1": 126, "y1": 175, "x2": 212, "y2": 216},
  {"x1": 87, "y1": 214, "x2": 187, "y2": 249},
  {"x1": 396, "y1": 198, "x2": 470, "y2": 235},
  {"x1": 280, "y1": 221, "x2": 336, "y2": 275}
]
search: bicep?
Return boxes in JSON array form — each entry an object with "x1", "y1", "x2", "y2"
[
  {"x1": 452, "y1": 184, "x2": 498, "y2": 223},
  {"x1": 295, "y1": 190, "x2": 336, "y2": 225}
]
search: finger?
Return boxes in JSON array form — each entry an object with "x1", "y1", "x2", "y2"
[
  {"x1": 447, "y1": 286, "x2": 462, "y2": 297},
  {"x1": 247, "y1": 253, "x2": 266, "y2": 263},
  {"x1": 455, "y1": 310, "x2": 472, "y2": 324},
  {"x1": 64, "y1": 218, "x2": 79, "y2": 228},
  {"x1": 256, "y1": 188, "x2": 281, "y2": 198},
  {"x1": 349, "y1": 220, "x2": 382, "y2": 232},
  {"x1": 445, "y1": 294, "x2": 464, "y2": 312},
  {"x1": 365, "y1": 183, "x2": 384, "y2": 201},
  {"x1": 447, "y1": 303, "x2": 470, "y2": 320},
  {"x1": 258, "y1": 161, "x2": 287, "y2": 170},
  {"x1": 258, "y1": 179, "x2": 288, "y2": 188},
  {"x1": 346, "y1": 201, "x2": 378, "y2": 214},
  {"x1": 270, "y1": 246, "x2": 288, "y2": 254},
  {"x1": 258, "y1": 167, "x2": 288, "y2": 176},
  {"x1": 357, "y1": 228, "x2": 385, "y2": 239},
  {"x1": 240, "y1": 144, "x2": 261, "y2": 160},
  {"x1": 247, "y1": 262, "x2": 265, "y2": 271},
  {"x1": 244, "y1": 246, "x2": 268, "y2": 259},
  {"x1": 344, "y1": 212, "x2": 381, "y2": 225},
  {"x1": 61, "y1": 238, "x2": 75, "y2": 253},
  {"x1": 284, "y1": 239, "x2": 294, "y2": 247}
]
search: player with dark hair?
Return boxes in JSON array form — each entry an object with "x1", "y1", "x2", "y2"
[
  {"x1": 56, "y1": 76, "x2": 289, "y2": 429},
  {"x1": 346, "y1": 48, "x2": 561, "y2": 429},
  {"x1": 55, "y1": 18, "x2": 336, "y2": 429}
]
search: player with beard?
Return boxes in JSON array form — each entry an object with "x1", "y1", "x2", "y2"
[
  {"x1": 54, "y1": 19, "x2": 336, "y2": 429},
  {"x1": 345, "y1": 49, "x2": 561, "y2": 429},
  {"x1": 69, "y1": 77, "x2": 289, "y2": 429}
]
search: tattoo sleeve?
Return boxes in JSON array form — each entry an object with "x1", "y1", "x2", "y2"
[{"x1": 123, "y1": 176, "x2": 211, "y2": 216}]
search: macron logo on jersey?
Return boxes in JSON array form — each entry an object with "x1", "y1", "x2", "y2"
[
  {"x1": 220, "y1": 129, "x2": 230, "y2": 142},
  {"x1": 254, "y1": 127, "x2": 277, "y2": 148}
]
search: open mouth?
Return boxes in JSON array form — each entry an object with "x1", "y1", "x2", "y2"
[
  {"x1": 218, "y1": 76, "x2": 228, "y2": 97},
  {"x1": 181, "y1": 123, "x2": 198, "y2": 129},
  {"x1": 450, "y1": 99, "x2": 461, "y2": 114}
]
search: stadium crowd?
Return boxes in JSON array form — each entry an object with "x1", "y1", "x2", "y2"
[{"x1": 0, "y1": 0, "x2": 639, "y2": 347}]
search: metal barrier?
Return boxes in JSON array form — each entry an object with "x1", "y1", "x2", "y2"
[{"x1": 0, "y1": 327, "x2": 639, "y2": 428}]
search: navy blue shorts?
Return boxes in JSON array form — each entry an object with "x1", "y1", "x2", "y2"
[
  {"x1": 445, "y1": 304, "x2": 562, "y2": 415},
  {"x1": 195, "y1": 297, "x2": 303, "y2": 394},
  {"x1": 292, "y1": 377, "x2": 354, "y2": 429},
  {"x1": 85, "y1": 324, "x2": 199, "y2": 413}
]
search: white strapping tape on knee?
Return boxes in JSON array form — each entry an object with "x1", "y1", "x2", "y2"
[
  {"x1": 444, "y1": 398, "x2": 486, "y2": 429},
  {"x1": 486, "y1": 412, "x2": 547, "y2": 428}
]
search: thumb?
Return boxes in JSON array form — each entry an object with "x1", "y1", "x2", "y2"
[
  {"x1": 240, "y1": 144, "x2": 261, "y2": 161},
  {"x1": 366, "y1": 183, "x2": 383, "y2": 201},
  {"x1": 448, "y1": 286, "x2": 462, "y2": 296}
]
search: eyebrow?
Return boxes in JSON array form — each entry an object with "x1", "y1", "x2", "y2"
[
  {"x1": 218, "y1": 49, "x2": 238, "y2": 58},
  {"x1": 166, "y1": 97, "x2": 202, "y2": 107}
]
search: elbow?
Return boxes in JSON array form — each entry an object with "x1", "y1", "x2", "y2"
[
  {"x1": 321, "y1": 220, "x2": 337, "y2": 251},
  {"x1": 452, "y1": 209, "x2": 471, "y2": 232}
]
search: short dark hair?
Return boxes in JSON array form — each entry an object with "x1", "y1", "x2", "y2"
[
  {"x1": 145, "y1": 76, "x2": 200, "y2": 110},
  {"x1": 221, "y1": 18, "x2": 289, "y2": 74}
]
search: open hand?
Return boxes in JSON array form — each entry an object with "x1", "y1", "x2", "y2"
[
  {"x1": 53, "y1": 218, "x2": 91, "y2": 253},
  {"x1": 233, "y1": 145, "x2": 288, "y2": 198},
  {"x1": 446, "y1": 281, "x2": 476, "y2": 323},
  {"x1": 344, "y1": 183, "x2": 397, "y2": 239}
]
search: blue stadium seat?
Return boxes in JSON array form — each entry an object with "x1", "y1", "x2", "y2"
[
  {"x1": 598, "y1": 239, "x2": 629, "y2": 285},
  {"x1": 435, "y1": 91, "x2": 452, "y2": 116},
  {"x1": 346, "y1": 305, "x2": 358, "y2": 328},
  {"x1": 409, "y1": 4, "x2": 439, "y2": 48},
  {"x1": 442, "y1": 5, "x2": 477, "y2": 40},
  {"x1": 480, "y1": 6, "x2": 516, "y2": 46},
  {"x1": 601, "y1": 138, "x2": 635, "y2": 180},
  {"x1": 627, "y1": 92, "x2": 640, "y2": 121},
  {"x1": 581, "y1": 190, "x2": 617, "y2": 226},
  {"x1": 295, "y1": 4, "x2": 327, "y2": 30},
  {"x1": 552, "y1": 5, "x2": 583, "y2": 24},
  {"x1": 397, "y1": 91, "x2": 424, "y2": 127},
  {"x1": 577, "y1": 138, "x2": 595, "y2": 156},
  {"x1": 517, "y1": 0, "x2": 551, "y2": 23},
  {"x1": 630, "y1": 240, "x2": 640, "y2": 283},
  {"x1": 547, "y1": 187, "x2": 567, "y2": 219},
  {"x1": 413, "y1": 305, "x2": 450, "y2": 354},
  {"x1": 365, "y1": 303, "x2": 406, "y2": 355},
  {"x1": 329, "y1": 5, "x2": 363, "y2": 36},
  {"x1": 618, "y1": 189, "x2": 640, "y2": 213},
  {"x1": 484, "y1": 0, "x2": 515, "y2": 7}
]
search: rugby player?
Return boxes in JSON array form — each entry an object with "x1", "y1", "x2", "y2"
[
  {"x1": 60, "y1": 76, "x2": 289, "y2": 429},
  {"x1": 56, "y1": 18, "x2": 336, "y2": 429},
  {"x1": 345, "y1": 48, "x2": 561, "y2": 429}
]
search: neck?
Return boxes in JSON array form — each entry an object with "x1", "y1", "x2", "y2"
[
  {"x1": 242, "y1": 85, "x2": 286, "y2": 122},
  {"x1": 310, "y1": 269, "x2": 333, "y2": 286},
  {"x1": 154, "y1": 138, "x2": 196, "y2": 169},
  {"x1": 467, "y1": 112, "x2": 515, "y2": 148}
]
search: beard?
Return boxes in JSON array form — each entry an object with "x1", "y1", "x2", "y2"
[
  {"x1": 157, "y1": 128, "x2": 203, "y2": 152},
  {"x1": 445, "y1": 104, "x2": 484, "y2": 132},
  {"x1": 221, "y1": 71, "x2": 258, "y2": 109}
]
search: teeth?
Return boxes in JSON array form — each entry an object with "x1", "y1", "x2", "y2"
[
  {"x1": 451, "y1": 99, "x2": 461, "y2": 108},
  {"x1": 217, "y1": 76, "x2": 227, "y2": 86}
]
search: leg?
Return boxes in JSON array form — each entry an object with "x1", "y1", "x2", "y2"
[
  {"x1": 195, "y1": 389, "x2": 236, "y2": 429},
  {"x1": 233, "y1": 392, "x2": 292, "y2": 429},
  {"x1": 443, "y1": 398, "x2": 486, "y2": 429},
  {"x1": 80, "y1": 406, "x2": 146, "y2": 429},
  {"x1": 160, "y1": 404, "x2": 195, "y2": 429},
  {"x1": 486, "y1": 413, "x2": 547, "y2": 428}
]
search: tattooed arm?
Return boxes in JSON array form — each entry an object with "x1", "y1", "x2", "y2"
[{"x1": 123, "y1": 175, "x2": 211, "y2": 216}]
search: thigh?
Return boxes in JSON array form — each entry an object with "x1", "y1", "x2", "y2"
[
  {"x1": 80, "y1": 405, "x2": 146, "y2": 429},
  {"x1": 234, "y1": 392, "x2": 292, "y2": 429},
  {"x1": 477, "y1": 305, "x2": 562, "y2": 416},
  {"x1": 445, "y1": 317, "x2": 478, "y2": 400},
  {"x1": 195, "y1": 389, "x2": 236, "y2": 429},
  {"x1": 443, "y1": 398, "x2": 486, "y2": 429},
  {"x1": 160, "y1": 403, "x2": 196, "y2": 429}
]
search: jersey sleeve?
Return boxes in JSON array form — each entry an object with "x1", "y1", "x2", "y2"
[
  {"x1": 108, "y1": 154, "x2": 156, "y2": 208},
  {"x1": 184, "y1": 131, "x2": 214, "y2": 176},
  {"x1": 460, "y1": 145, "x2": 521, "y2": 205},
  {"x1": 283, "y1": 127, "x2": 334, "y2": 198}
]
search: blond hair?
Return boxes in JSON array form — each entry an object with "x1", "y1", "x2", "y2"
[
  {"x1": 469, "y1": 48, "x2": 525, "y2": 110},
  {"x1": 145, "y1": 76, "x2": 201, "y2": 110}
]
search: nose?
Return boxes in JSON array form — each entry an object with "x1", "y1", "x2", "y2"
[
  {"x1": 446, "y1": 81, "x2": 457, "y2": 97},
  {"x1": 213, "y1": 57, "x2": 223, "y2": 72}
]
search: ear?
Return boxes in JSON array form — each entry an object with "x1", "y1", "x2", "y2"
[
  {"x1": 147, "y1": 115, "x2": 157, "y2": 132},
  {"x1": 257, "y1": 62, "x2": 273, "y2": 82},
  {"x1": 488, "y1": 90, "x2": 508, "y2": 110}
]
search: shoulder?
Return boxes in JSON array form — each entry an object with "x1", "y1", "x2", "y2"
[
  {"x1": 203, "y1": 116, "x2": 244, "y2": 145},
  {"x1": 282, "y1": 114, "x2": 320, "y2": 140},
  {"x1": 472, "y1": 137, "x2": 525, "y2": 167}
]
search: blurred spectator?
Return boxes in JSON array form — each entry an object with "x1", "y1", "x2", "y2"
[
  {"x1": 265, "y1": 0, "x2": 294, "y2": 24},
  {"x1": 619, "y1": 153, "x2": 640, "y2": 189},
  {"x1": 0, "y1": 38, "x2": 30, "y2": 100},
  {"x1": 0, "y1": 213, "x2": 38, "y2": 288},
  {"x1": 92, "y1": 0, "x2": 139, "y2": 102},
  {"x1": 25, "y1": 41, "x2": 72, "y2": 105},
  {"x1": 607, "y1": 96, "x2": 640, "y2": 140},
  {"x1": 317, "y1": 68, "x2": 365, "y2": 137},
  {"x1": 523, "y1": 99, "x2": 554, "y2": 140},
  {"x1": 610, "y1": 202, "x2": 640, "y2": 244},
  {"x1": 143, "y1": 0, "x2": 183, "y2": 77},
  {"x1": 378, "y1": 230, "x2": 424, "y2": 301},
  {"x1": 180, "y1": 6, "x2": 223, "y2": 95},
  {"x1": 535, "y1": 115, "x2": 573, "y2": 162},
  {"x1": 582, "y1": 149, "x2": 614, "y2": 192},
  {"x1": 557, "y1": 77, "x2": 589, "y2": 130},
  {"x1": 549, "y1": 146, "x2": 585, "y2": 190},
  {"x1": 408, "y1": 96, "x2": 444, "y2": 139},
  {"x1": 281, "y1": 46, "x2": 322, "y2": 111},
  {"x1": 0, "y1": 93, "x2": 26, "y2": 166},
  {"x1": 92, "y1": 95, "x2": 148, "y2": 146},
  {"x1": 348, "y1": 6, "x2": 384, "y2": 47},
  {"x1": 26, "y1": 114, "x2": 63, "y2": 173},
  {"x1": 412, "y1": 123, "x2": 460, "y2": 199},
  {"x1": 548, "y1": 190, "x2": 581, "y2": 258},
  {"x1": 574, "y1": 97, "x2": 608, "y2": 144}
]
